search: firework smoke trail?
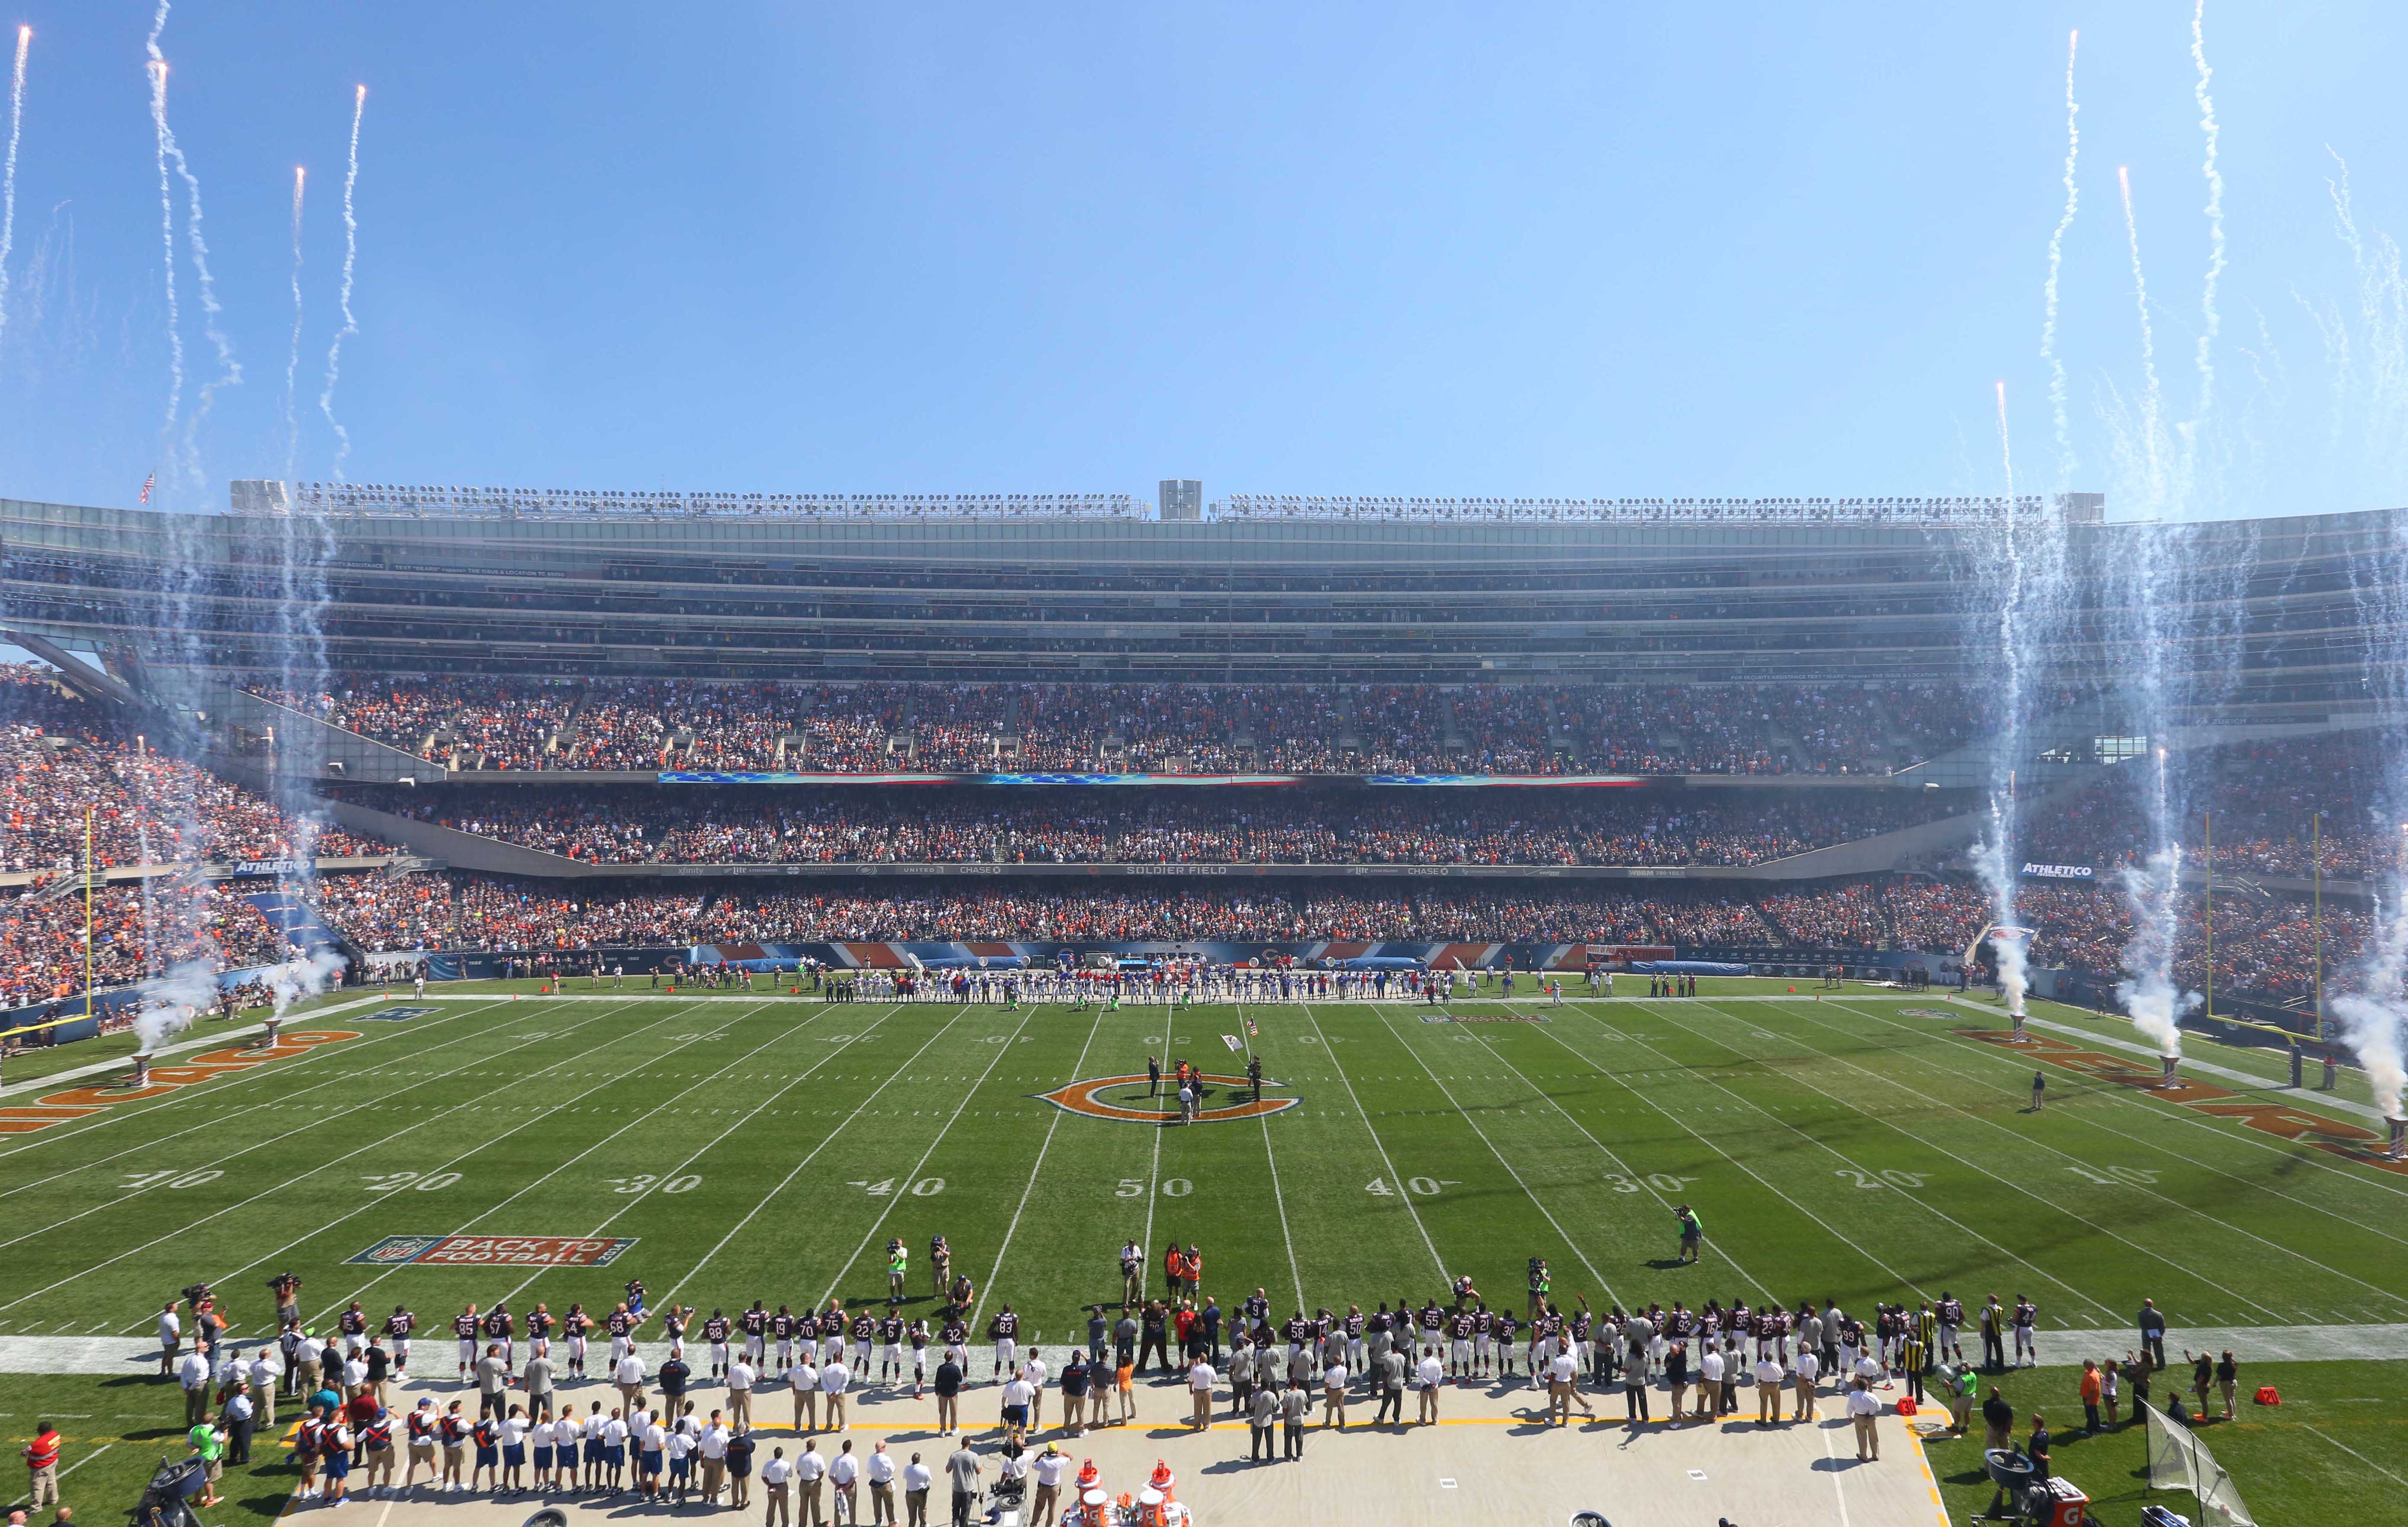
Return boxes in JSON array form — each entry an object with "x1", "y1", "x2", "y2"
[
  {"x1": 144, "y1": 53, "x2": 183, "y2": 464},
  {"x1": 2118, "y1": 166, "x2": 2168, "y2": 512},
  {"x1": 147, "y1": 14, "x2": 241, "y2": 491},
  {"x1": 2191, "y1": 0, "x2": 2225, "y2": 426},
  {"x1": 2040, "y1": 29, "x2": 2080, "y2": 486},
  {"x1": 283, "y1": 167, "x2": 305, "y2": 484},
  {"x1": 0, "y1": 26, "x2": 29, "y2": 359},
  {"x1": 2324, "y1": 151, "x2": 2408, "y2": 493},
  {"x1": 2331, "y1": 892, "x2": 2408, "y2": 1126},
  {"x1": 319, "y1": 84, "x2": 364, "y2": 481}
]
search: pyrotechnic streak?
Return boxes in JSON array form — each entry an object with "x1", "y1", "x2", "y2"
[
  {"x1": 0, "y1": 26, "x2": 30, "y2": 357},
  {"x1": 319, "y1": 84, "x2": 364, "y2": 481},
  {"x1": 144, "y1": 50, "x2": 183, "y2": 454},
  {"x1": 284, "y1": 166, "x2": 305, "y2": 483},
  {"x1": 2119, "y1": 165, "x2": 2167, "y2": 511},
  {"x1": 2040, "y1": 29, "x2": 2079, "y2": 486},
  {"x1": 2192, "y1": 0, "x2": 2225, "y2": 423}
]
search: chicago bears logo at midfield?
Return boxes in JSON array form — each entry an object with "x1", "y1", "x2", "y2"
[{"x1": 1035, "y1": 1073, "x2": 1298, "y2": 1125}]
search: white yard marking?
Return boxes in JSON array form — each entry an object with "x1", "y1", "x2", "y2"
[
  {"x1": 968, "y1": 1004, "x2": 1109, "y2": 1330},
  {"x1": 16, "y1": 999, "x2": 659, "y2": 1329},
  {"x1": 661, "y1": 1005, "x2": 973, "y2": 1304},
  {"x1": 320, "y1": 999, "x2": 833, "y2": 1318},
  {"x1": 0, "y1": 996, "x2": 518, "y2": 1164},
  {"x1": 1366, "y1": 1008, "x2": 1613, "y2": 1300},
  {"x1": 1414, "y1": 1005, "x2": 1772, "y2": 1304},
  {"x1": 2305, "y1": 1423, "x2": 2408, "y2": 1492},
  {"x1": 818, "y1": 1005, "x2": 1042, "y2": 1307},
  {"x1": 1579, "y1": 1002, "x2": 2123, "y2": 1321},
  {"x1": 1671, "y1": 999, "x2": 2300, "y2": 1323},
  {"x1": 1299, "y1": 1004, "x2": 1448, "y2": 1285}
]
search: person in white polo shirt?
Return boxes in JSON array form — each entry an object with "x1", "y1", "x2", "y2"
[
  {"x1": 789, "y1": 1353, "x2": 820, "y2": 1433},
  {"x1": 828, "y1": 1438, "x2": 860, "y2": 1526},
  {"x1": 820, "y1": 1354, "x2": 853, "y2": 1431},
  {"x1": 1414, "y1": 1347, "x2": 1443, "y2": 1424},
  {"x1": 1028, "y1": 1444, "x2": 1067, "y2": 1527},
  {"x1": 795, "y1": 1438, "x2": 827, "y2": 1527},
  {"x1": 1020, "y1": 1350, "x2": 1049, "y2": 1432},
  {"x1": 1793, "y1": 1346, "x2": 1821, "y2": 1421},
  {"x1": 616, "y1": 1348, "x2": 649, "y2": 1417},
  {"x1": 1548, "y1": 1343, "x2": 1591, "y2": 1423},
  {"x1": 1847, "y1": 1376, "x2": 1881, "y2": 1461},
  {"x1": 698, "y1": 1410, "x2": 731, "y2": 1505},
  {"x1": 902, "y1": 1450, "x2": 933, "y2": 1527},
  {"x1": 1187, "y1": 1354, "x2": 1217, "y2": 1431},
  {"x1": 762, "y1": 1445, "x2": 795, "y2": 1527},
  {"x1": 866, "y1": 1440, "x2": 898, "y2": 1526},
  {"x1": 1000, "y1": 1372, "x2": 1034, "y2": 1448},
  {"x1": 728, "y1": 1354, "x2": 757, "y2": 1429}
]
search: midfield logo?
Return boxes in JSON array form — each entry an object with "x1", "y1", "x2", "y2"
[{"x1": 1036, "y1": 1073, "x2": 1297, "y2": 1125}]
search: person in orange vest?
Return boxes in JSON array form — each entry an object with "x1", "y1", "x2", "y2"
[
  {"x1": 1162, "y1": 1244, "x2": 1185, "y2": 1300},
  {"x1": 1181, "y1": 1248, "x2": 1202, "y2": 1299}
]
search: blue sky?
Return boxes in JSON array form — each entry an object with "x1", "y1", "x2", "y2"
[{"x1": 0, "y1": 0, "x2": 2404, "y2": 520}]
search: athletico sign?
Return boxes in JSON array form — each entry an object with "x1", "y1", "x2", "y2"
[
  {"x1": 346, "y1": 1235, "x2": 639, "y2": 1267},
  {"x1": 2020, "y1": 862, "x2": 2095, "y2": 880},
  {"x1": 1036, "y1": 1073, "x2": 1296, "y2": 1125}
]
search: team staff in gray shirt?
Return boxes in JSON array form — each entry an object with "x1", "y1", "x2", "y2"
[
  {"x1": 945, "y1": 1444, "x2": 981, "y2": 1527},
  {"x1": 1247, "y1": 1385, "x2": 1278, "y2": 1461},
  {"x1": 1375, "y1": 1347, "x2": 1408, "y2": 1426},
  {"x1": 522, "y1": 1343, "x2": 555, "y2": 1420}
]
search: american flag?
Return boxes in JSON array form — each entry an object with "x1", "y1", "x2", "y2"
[{"x1": 138, "y1": 472, "x2": 155, "y2": 504}]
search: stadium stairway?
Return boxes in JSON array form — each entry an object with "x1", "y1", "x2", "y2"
[{"x1": 237, "y1": 886, "x2": 354, "y2": 958}]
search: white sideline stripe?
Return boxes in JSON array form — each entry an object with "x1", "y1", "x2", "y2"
[
  {"x1": 1299, "y1": 1003, "x2": 1449, "y2": 1286},
  {"x1": 1669, "y1": 998, "x2": 2302, "y2": 1325},
  {"x1": 1369, "y1": 1007, "x2": 1614, "y2": 1302},
  {"x1": 18, "y1": 1322, "x2": 2405, "y2": 1375},
  {"x1": 0, "y1": 998, "x2": 522, "y2": 1202},
  {"x1": 0, "y1": 997, "x2": 514, "y2": 1161},
  {"x1": 309, "y1": 1000, "x2": 804, "y2": 1321},
  {"x1": 817, "y1": 1006, "x2": 1042, "y2": 1308},
  {"x1": 1940, "y1": 997, "x2": 2393, "y2": 1123},
  {"x1": 12, "y1": 1001, "x2": 648, "y2": 1325},
  {"x1": 968, "y1": 1005, "x2": 1109, "y2": 1332},
  {"x1": 2304, "y1": 1424, "x2": 2408, "y2": 1492},
  {"x1": 661, "y1": 1004, "x2": 966, "y2": 1304},
  {"x1": 0, "y1": 991, "x2": 401, "y2": 1098}
]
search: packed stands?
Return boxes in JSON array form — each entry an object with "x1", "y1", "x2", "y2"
[
  {"x1": 350, "y1": 785, "x2": 1956, "y2": 868},
  {"x1": 266, "y1": 676, "x2": 1983, "y2": 776}
]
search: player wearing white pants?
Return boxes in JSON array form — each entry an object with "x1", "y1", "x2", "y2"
[{"x1": 994, "y1": 1336, "x2": 1016, "y2": 1379}]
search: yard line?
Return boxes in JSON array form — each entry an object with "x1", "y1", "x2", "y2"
[
  {"x1": 1247, "y1": 1001, "x2": 1307, "y2": 1310},
  {"x1": 817, "y1": 1005, "x2": 1042, "y2": 1308},
  {"x1": 967, "y1": 1004, "x2": 1109, "y2": 1331},
  {"x1": 501, "y1": 1003, "x2": 944, "y2": 1312},
  {"x1": 1792, "y1": 999, "x2": 2408, "y2": 1293},
  {"x1": 0, "y1": 997, "x2": 518, "y2": 1163},
  {"x1": 1830, "y1": 999, "x2": 2408, "y2": 1211},
  {"x1": 1366, "y1": 1007, "x2": 1615, "y2": 1303},
  {"x1": 41, "y1": 999, "x2": 660, "y2": 1329},
  {"x1": 1138, "y1": 1100, "x2": 1165, "y2": 1300},
  {"x1": 1671, "y1": 998, "x2": 2300, "y2": 1323},
  {"x1": 0, "y1": 1004, "x2": 574, "y2": 1249},
  {"x1": 319, "y1": 999, "x2": 837, "y2": 1320},
  {"x1": 1299, "y1": 1003, "x2": 1447, "y2": 1285},
  {"x1": 1415, "y1": 1004, "x2": 1775, "y2": 1303},
  {"x1": 2304, "y1": 1423, "x2": 2408, "y2": 1492},
  {"x1": 1583, "y1": 1001, "x2": 2124, "y2": 1322},
  {"x1": 663, "y1": 1005, "x2": 972, "y2": 1306}
]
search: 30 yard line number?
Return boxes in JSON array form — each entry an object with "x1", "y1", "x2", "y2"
[
  {"x1": 605, "y1": 1174, "x2": 700, "y2": 1194},
  {"x1": 1603, "y1": 1173, "x2": 1697, "y2": 1194}
]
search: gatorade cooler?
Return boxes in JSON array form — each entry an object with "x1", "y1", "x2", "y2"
[{"x1": 2037, "y1": 1478, "x2": 2089, "y2": 1527}]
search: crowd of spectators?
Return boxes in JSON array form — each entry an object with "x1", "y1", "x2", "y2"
[
  {"x1": 269, "y1": 675, "x2": 1980, "y2": 776},
  {"x1": 347, "y1": 785, "x2": 1953, "y2": 868},
  {"x1": 0, "y1": 879, "x2": 285, "y2": 1010},
  {"x1": 2, "y1": 666, "x2": 388, "y2": 874}
]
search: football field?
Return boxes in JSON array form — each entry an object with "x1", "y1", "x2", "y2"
[{"x1": 6, "y1": 982, "x2": 2407, "y2": 1352}]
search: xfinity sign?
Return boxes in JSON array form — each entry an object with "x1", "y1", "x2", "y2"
[{"x1": 2021, "y1": 862, "x2": 2094, "y2": 880}]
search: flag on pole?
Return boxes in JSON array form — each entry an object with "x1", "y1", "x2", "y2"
[{"x1": 138, "y1": 472, "x2": 156, "y2": 504}]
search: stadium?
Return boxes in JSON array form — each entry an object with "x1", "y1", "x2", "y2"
[{"x1": 3, "y1": 481, "x2": 2405, "y2": 1527}]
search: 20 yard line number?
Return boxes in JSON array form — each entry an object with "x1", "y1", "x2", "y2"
[
  {"x1": 1836, "y1": 1168, "x2": 1928, "y2": 1190},
  {"x1": 362, "y1": 1171, "x2": 459, "y2": 1193}
]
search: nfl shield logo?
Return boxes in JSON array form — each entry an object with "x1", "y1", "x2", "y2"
[{"x1": 349, "y1": 1235, "x2": 445, "y2": 1266}]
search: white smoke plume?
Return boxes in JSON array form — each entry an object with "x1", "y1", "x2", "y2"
[
  {"x1": 283, "y1": 166, "x2": 304, "y2": 484},
  {"x1": 143, "y1": 46, "x2": 183, "y2": 465},
  {"x1": 2191, "y1": 0, "x2": 2225, "y2": 423},
  {"x1": 2115, "y1": 846, "x2": 2198, "y2": 1058},
  {"x1": 2328, "y1": 889, "x2": 2408, "y2": 1123},
  {"x1": 2118, "y1": 165, "x2": 2169, "y2": 513},
  {"x1": 132, "y1": 956, "x2": 219, "y2": 1055},
  {"x1": 1967, "y1": 815, "x2": 2028, "y2": 1018},
  {"x1": 2040, "y1": 28, "x2": 2080, "y2": 486},
  {"x1": 266, "y1": 946, "x2": 346, "y2": 1019},
  {"x1": 147, "y1": 2, "x2": 239, "y2": 494},
  {"x1": 0, "y1": 26, "x2": 29, "y2": 359},
  {"x1": 319, "y1": 84, "x2": 364, "y2": 480}
]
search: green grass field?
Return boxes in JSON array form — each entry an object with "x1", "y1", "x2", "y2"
[{"x1": 7, "y1": 980, "x2": 2408, "y2": 1523}]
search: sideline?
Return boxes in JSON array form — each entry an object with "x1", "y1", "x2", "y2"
[
  {"x1": 0, "y1": 991, "x2": 401, "y2": 1100},
  {"x1": 1937, "y1": 997, "x2": 2390, "y2": 1123}
]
